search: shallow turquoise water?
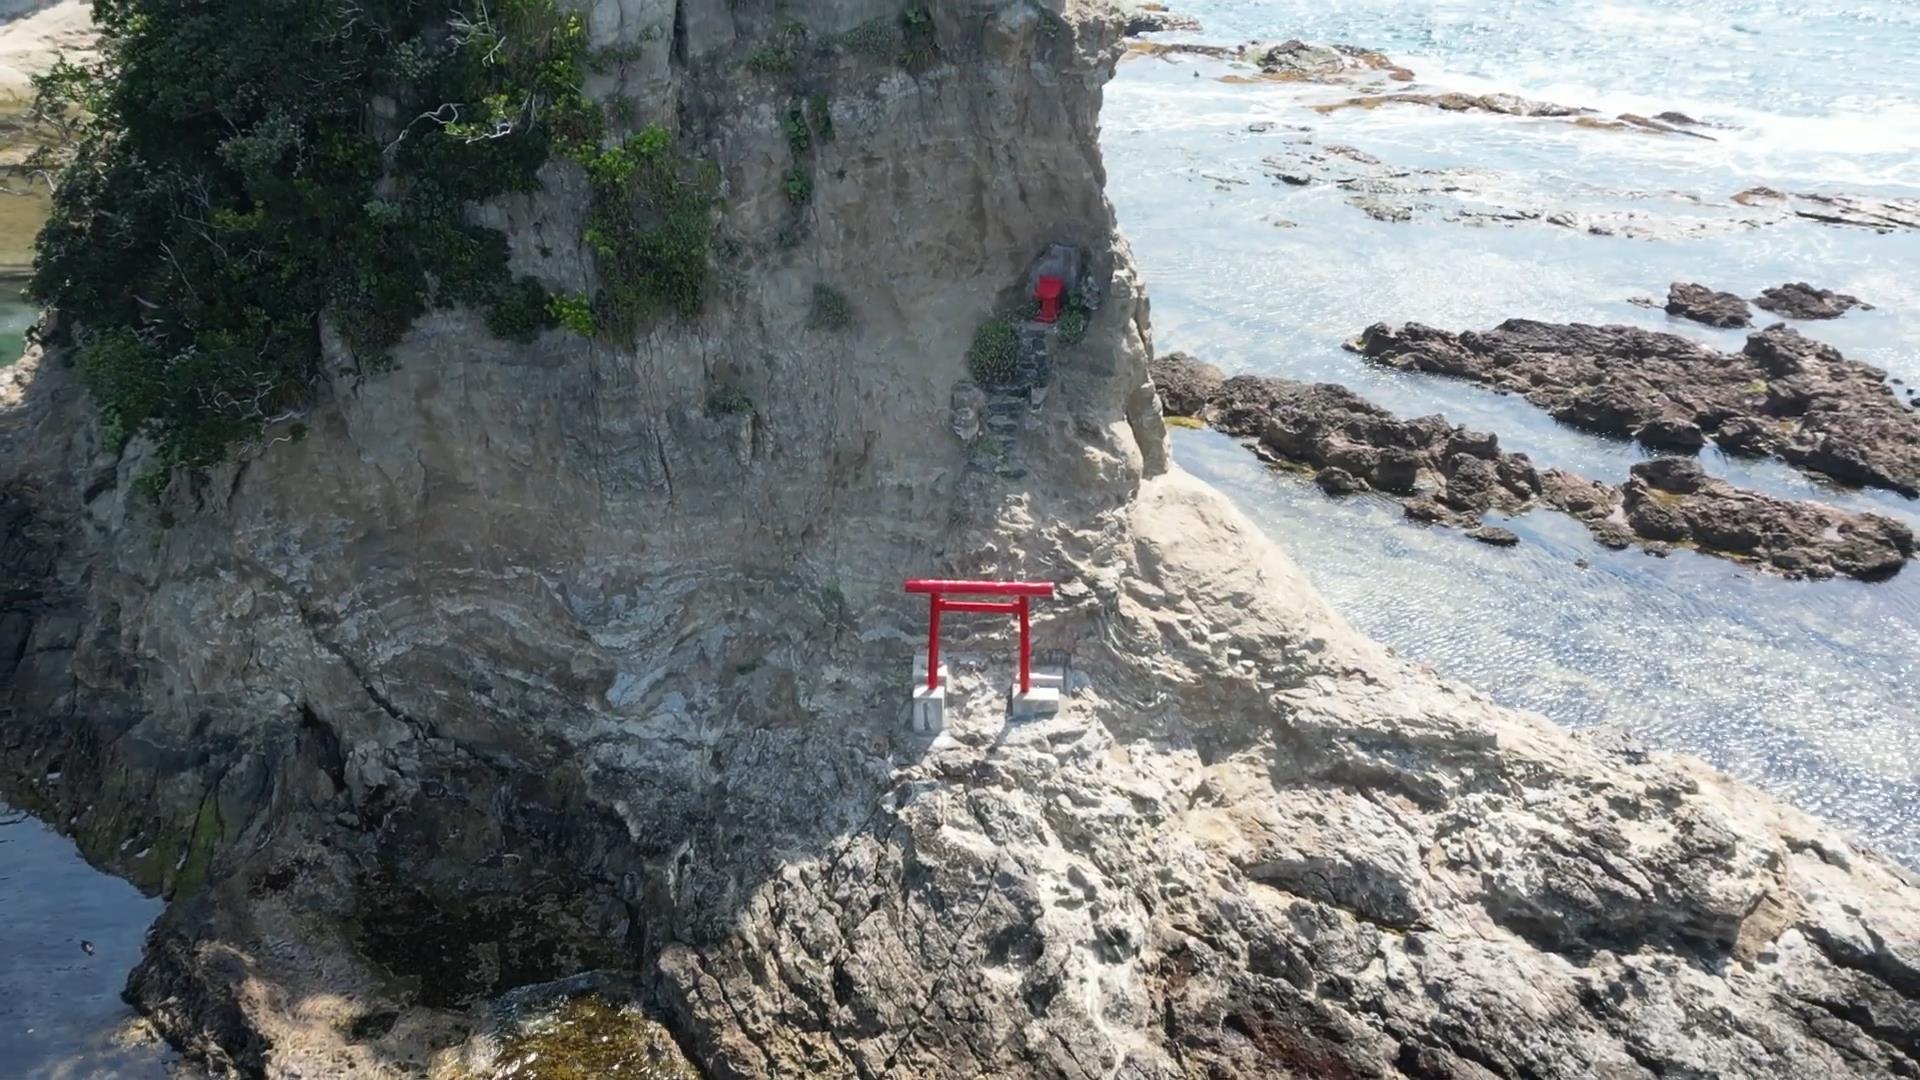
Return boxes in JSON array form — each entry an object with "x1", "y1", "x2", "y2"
[{"x1": 1109, "y1": 0, "x2": 1920, "y2": 862}]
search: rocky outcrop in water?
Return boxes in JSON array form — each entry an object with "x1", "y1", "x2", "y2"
[
  {"x1": 1120, "y1": 3, "x2": 1199, "y2": 35},
  {"x1": 1755, "y1": 281, "x2": 1873, "y2": 320},
  {"x1": 1127, "y1": 38, "x2": 1415, "y2": 84},
  {"x1": 1153, "y1": 354, "x2": 1913, "y2": 579},
  {"x1": 1666, "y1": 281, "x2": 1753, "y2": 328},
  {"x1": 1315, "y1": 91, "x2": 1716, "y2": 140},
  {"x1": 1734, "y1": 186, "x2": 1920, "y2": 232},
  {"x1": 1619, "y1": 458, "x2": 1911, "y2": 578},
  {"x1": 1357, "y1": 319, "x2": 1920, "y2": 496},
  {"x1": 7, "y1": 5, "x2": 1920, "y2": 1079}
]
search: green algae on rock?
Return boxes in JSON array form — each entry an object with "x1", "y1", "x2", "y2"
[{"x1": 448, "y1": 997, "x2": 698, "y2": 1080}]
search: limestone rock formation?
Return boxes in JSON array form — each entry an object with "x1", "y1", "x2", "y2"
[
  {"x1": 1358, "y1": 318, "x2": 1920, "y2": 495},
  {"x1": 1666, "y1": 281, "x2": 1753, "y2": 328},
  {"x1": 4, "y1": 3, "x2": 1920, "y2": 1079}
]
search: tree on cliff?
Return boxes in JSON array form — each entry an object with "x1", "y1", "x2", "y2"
[{"x1": 24, "y1": 0, "x2": 601, "y2": 472}]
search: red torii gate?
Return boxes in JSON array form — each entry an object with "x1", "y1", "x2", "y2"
[{"x1": 906, "y1": 579, "x2": 1056, "y2": 694}]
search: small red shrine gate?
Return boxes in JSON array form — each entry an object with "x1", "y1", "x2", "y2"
[{"x1": 905, "y1": 579, "x2": 1056, "y2": 694}]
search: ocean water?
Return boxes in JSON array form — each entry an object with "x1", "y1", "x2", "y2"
[
  {"x1": 0, "y1": 803, "x2": 178, "y2": 1078},
  {"x1": 1, "y1": 283, "x2": 32, "y2": 366},
  {"x1": 1107, "y1": 0, "x2": 1920, "y2": 861}
]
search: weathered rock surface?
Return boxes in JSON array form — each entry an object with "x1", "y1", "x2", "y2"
[
  {"x1": 1154, "y1": 356, "x2": 1912, "y2": 579},
  {"x1": 1667, "y1": 281, "x2": 1753, "y2": 328},
  {"x1": 5, "y1": 4, "x2": 1920, "y2": 1080},
  {"x1": 1357, "y1": 318, "x2": 1920, "y2": 496},
  {"x1": 1755, "y1": 281, "x2": 1874, "y2": 320}
]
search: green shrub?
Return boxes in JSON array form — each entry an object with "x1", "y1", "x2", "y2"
[
  {"x1": 745, "y1": 23, "x2": 809, "y2": 73},
  {"x1": 784, "y1": 167, "x2": 814, "y2": 206},
  {"x1": 548, "y1": 293, "x2": 596, "y2": 336},
  {"x1": 706, "y1": 384, "x2": 753, "y2": 416},
  {"x1": 901, "y1": 4, "x2": 939, "y2": 69},
  {"x1": 131, "y1": 466, "x2": 170, "y2": 506},
  {"x1": 487, "y1": 276, "x2": 561, "y2": 342},
  {"x1": 26, "y1": 0, "x2": 596, "y2": 468},
  {"x1": 808, "y1": 284, "x2": 853, "y2": 330},
  {"x1": 784, "y1": 104, "x2": 811, "y2": 155},
  {"x1": 29, "y1": 0, "x2": 717, "y2": 471},
  {"x1": 809, "y1": 93, "x2": 836, "y2": 142},
  {"x1": 1057, "y1": 305, "x2": 1089, "y2": 345},
  {"x1": 574, "y1": 124, "x2": 716, "y2": 340},
  {"x1": 967, "y1": 320, "x2": 1019, "y2": 387},
  {"x1": 841, "y1": 18, "x2": 900, "y2": 59}
]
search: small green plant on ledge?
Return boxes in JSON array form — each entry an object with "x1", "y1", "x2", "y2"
[
  {"x1": 784, "y1": 102, "x2": 812, "y2": 155},
  {"x1": 706, "y1": 384, "x2": 754, "y2": 417},
  {"x1": 901, "y1": 3, "x2": 940, "y2": 69},
  {"x1": 967, "y1": 320, "x2": 1019, "y2": 387},
  {"x1": 745, "y1": 22, "x2": 809, "y2": 73},
  {"x1": 784, "y1": 167, "x2": 814, "y2": 206},
  {"x1": 841, "y1": 17, "x2": 900, "y2": 59},
  {"x1": 808, "y1": 284, "x2": 854, "y2": 330},
  {"x1": 549, "y1": 293, "x2": 597, "y2": 336},
  {"x1": 808, "y1": 93, "x2": 836, "y2": 141},
  {"x1": 1057, "y1": 304, "x2": 1090, "y2": 345}
]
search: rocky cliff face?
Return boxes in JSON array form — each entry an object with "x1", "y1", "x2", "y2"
[{"x1": 4, "y1": 3, "x2": 1919, "y2": 1078}]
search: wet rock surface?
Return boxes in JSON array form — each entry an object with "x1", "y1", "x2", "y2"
[
  {"x1": 1666, "y1": 281, "x2": 1753, "y2": 328},
  {"x1": 1153, "y1": 355, "x2": 1913, "y2": 579},
  {"x1": 1755, "y1": 281, "x2": 1874, "y2": 320},
  {"x1": 1356, "y1": 319, "x2": 1920, "y2": 496}
]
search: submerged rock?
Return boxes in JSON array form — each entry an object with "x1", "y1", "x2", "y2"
[
  {"x1": 1665, "y1": 281, "x2": 1753, "y2": 328},
  {"x1": 1754, "y1": 281, "x2": 1874, "y2": 320},
  {"x1": 1357, "y1": 318, "x2": 1920, "y2": 496}
]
